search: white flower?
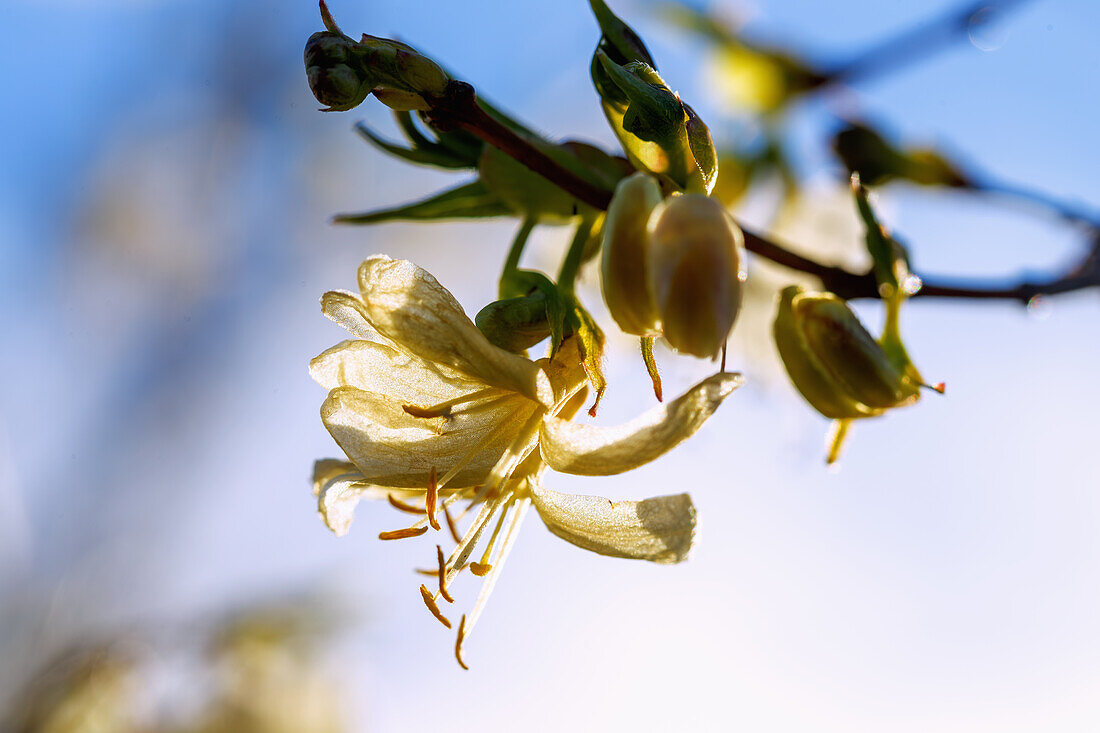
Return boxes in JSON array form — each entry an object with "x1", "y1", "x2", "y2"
[{"x1": 311, "y1": 255, "x2": 741, "y2": 667}]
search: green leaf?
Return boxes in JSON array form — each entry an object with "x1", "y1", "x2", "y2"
[
  {"x1": 354, "y1": 121, "x2": 473, "y2": 170},
  {"x1": 332, "y1": 179, "x2": 512, "y2": 224}
]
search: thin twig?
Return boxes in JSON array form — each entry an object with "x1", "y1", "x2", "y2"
[{"x1": 422, "y1": 81, "x2": 1100, "y2": 305}]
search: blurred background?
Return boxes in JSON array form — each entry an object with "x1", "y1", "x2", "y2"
[{"x1": 2, "y1": 0, "x2": 1098, "y2": 730}]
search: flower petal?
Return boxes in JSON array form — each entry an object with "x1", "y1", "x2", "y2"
[
  {"x1": 320, "y1": 290, "x2": 378, "y2": 340},
  {"x1": 357, "y1": 256, "x2": 554, "y2": 405},
  {"x1": 539, "y1": 372, "x2": 743, "y2": 475},
  {"x1": 530, "y1": 485, "x2": 696, "y2": 563},
  {"x1": 310, "y1": 338, "x2": 480, "y2": 403},
  {"x1": 321, "y1": 386, "x2": 538, "y2": 488},
  {"x1": 312, "y1": 461, "x2": 423, "y2": 537}
]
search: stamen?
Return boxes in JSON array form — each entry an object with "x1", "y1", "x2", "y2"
[
  {"x1": 464, "y1": 498, "x2": 531, "y2": 639},
  {"x1": 419, "y1": 584, "x2": 451, "y2": 628},
  {"x1": 425, "y1": 467, "x2": 441, "y2": 531},
  {"x1": 443, "y1": 503, "x2": 462, "y2": 543},
  {"x1": 378, "y1": 526, "x2": 428, "y2": 541},
  {"x1": 436, "y1": 545, "x2": 454, "y2": 603},
  {"x1": 455, "y1": 615, "x2": 469, "y2": 670},
  {"x1": 471, "y1": 498, "x2": 514, "y2": 576},
  {"x1": 387, "y1": 493, "x2": 423, "y2": 515},
  {"x1": 443, "y1": 495, "x2": 504, "y2": 586},
  {"x1": 403, "y1": 387, "x2": 505, "y2": 419}
]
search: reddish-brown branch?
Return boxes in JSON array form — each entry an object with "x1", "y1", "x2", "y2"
[{"x1": 425, "y1": 80, "x2": 1099, "y2": 305}]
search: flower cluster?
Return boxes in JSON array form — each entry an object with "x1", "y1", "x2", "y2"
[{"x1": 312, "y1": 256, "x2": 741, "y2": 666}]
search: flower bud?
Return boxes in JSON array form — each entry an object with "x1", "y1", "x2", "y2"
[
  {"x1": 773, "y1": 287, "x2": 873, "y2": 420},
  {"x1": 305, "y1": 32, "x2": 373, "y2": 112},
  {"x1": 475, "y1": 293, "x2": 553, "y2": 354},
  {"x1": 794, "y1": 294, "x2": 919, "y2": 410},
  {"x1": 304, "y1": 5, "x2": 450, "y2": 113},
  {"x1": 601, "y1": 173, "x2": 663, "y2": 336},
  {"x1": 647, "y1": 194, "x2": 745, "y2": 358},
  {"x1": 773, "y1": 286, "x2": 921, "y2": 419}
]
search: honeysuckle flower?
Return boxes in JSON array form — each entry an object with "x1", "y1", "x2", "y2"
[{"x1": 311, "y1": 255, "x2": 742, "y2": 667}]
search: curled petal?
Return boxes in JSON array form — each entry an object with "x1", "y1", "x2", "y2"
[
  {"x1": 312, "y1": 462, "x2": 423, "y2": 536},
  {"x1": 530, "y1": 485, "x2": 696, "y2": 563},
  {"x1": 357, "y1": 256, "x2": 554, "y2": 405},
  {"x1": 310, "y1": 338, "x2": 479, "y2": 402},
  {"x1": 539, "y1": 372, "x2": 742, "y2": 475},
  {"x1": 321, "y1": 386, "x2": 537, "y2": 488},
  {"x1": 320, "y1": 290, "x2": 378, "y2": 340}
]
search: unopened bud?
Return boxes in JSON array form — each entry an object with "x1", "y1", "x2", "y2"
[
  {"x1": 647, "y1": 194, "x2": 745, "y2": 358},
  {"x1": 304, "y1": 6, "x2": 450, "y2": 113},
  {"x1": 305, "y1": 32, "x2": 373, "y2": 111},
  {"x1": 773, "y1": 286, "x2": 922, "y2": 420},
  {"x1": 601, "y1": 173, "x2": 663, "y2": 336},
  {"x1": 794, "y1": 295, "x2": 919, "y2": 410},
  {"x1": 475, "y1": 293, "x2": 552, "y2": 354}
]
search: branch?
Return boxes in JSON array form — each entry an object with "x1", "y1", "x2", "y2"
[
  {"x1": 819, "y1": 0, "x2": 1030, "y2": 88},
  {"x1": 422, "y1": 81, "x2": 1099, "y2": 305}
]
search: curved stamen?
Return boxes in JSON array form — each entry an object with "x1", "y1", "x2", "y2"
[
  {"x1": 378, "y1": 526, "x2": 429, "y2": 540},
  {"x1": 425, "y1": 466, "x2": 441, "y2": 530},
  {"x1": 419, "y1": 584, "x2": 452, "y2": 628}
]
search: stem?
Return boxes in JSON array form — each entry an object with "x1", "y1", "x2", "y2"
[
  {"x1": 499, "y1": 217, "x2": 537, "y2": 298},
  {"x1": 422, "y1": 81, "x2": 1099, "y2": 305},
  {"x1": 429, "y1": 82, "x2": 612, "y2": 211},
  {"x1": 557, "y1": 217, "x2": 596, "y2": 295}
]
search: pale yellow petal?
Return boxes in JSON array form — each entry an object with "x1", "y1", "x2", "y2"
[
  {"x1": 320, "y1": 290, "x2": 377, "y2": 339},
  {"x1": 313, "y1": 466, "x2": 422, "y2": 537},
  {"x1": 310, "y1": 338, "x2": 480, "y2": 402},
  {"x1": 539, "y1": 372, "x2": 743, "y2": 475},
  {"x1": 312, "y1": 458, "x2": 359, "y2": 497},
  {"x1": 321, "y1": 386, "x2": 538, "y2": 488},
  {"x1": 530, "y1": 485, "x2": 696, "y2": 563},
  {"x1": 356, "y1": 255, "x2": 554, "y2": 405}
]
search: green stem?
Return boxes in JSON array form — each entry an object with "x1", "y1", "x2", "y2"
[
  {"x1": 499, "y1": 217, "x2": 537, "y2": 298},
  {"x1": 557, "y1": 217, "x2": 596, "y2": 296}
]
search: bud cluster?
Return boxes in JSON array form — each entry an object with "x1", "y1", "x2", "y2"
[
  {"x1": 304, "y1": 5, "x2": 450, "y2": 113},
  {"x1": 601, "y1": 173, "x2": 745, "y2": 359}
]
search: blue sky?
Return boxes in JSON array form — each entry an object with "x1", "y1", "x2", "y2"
[{"x1": 2, "y1": 0, "x2": 1098, "y2": 729}]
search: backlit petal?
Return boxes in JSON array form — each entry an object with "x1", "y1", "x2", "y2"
[
  {"x1": 357, "y1": 256, "x2": 554, "y2": 405},
  {"x1": 321, "y1": 386, "x2": 538, "y2": 488},
  {"x1": 539, "y1": 372, "x2": 742, "y2": 475},
  {"x1": 310, "y1": 338, "x2": 479, "y2": 403},
  {"x1": 530, "y1": 485, "x2": 696, "y2": 563}
]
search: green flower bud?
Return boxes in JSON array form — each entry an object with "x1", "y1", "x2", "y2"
[
  {"x1": 647, "y1": 193, "x2": 745, "y2": 358},
  {"x1": 305, "y1": 32, "x2": 373, "y2": 112},
  {"x1": 773, "y1": 286, "x2": 923, "y2": 419},
  {"x1": 601, "y1": 173, "x2": 664, "y2": 336},
  {"x1": 773, "y1": 287, "x2": 875, "y2": 421},
  {"x1": 475, "y1": 293, "x2": 553, "y2": 353},
  {"x1": 594, "y1": 52, "x2": 716, "y2": 194},
  {"x1": 304, "y1": 5, "x2": 450, "y2": 113},
  {"x1": 795, "y1": 294, "x2": 920, "y2": 410}
]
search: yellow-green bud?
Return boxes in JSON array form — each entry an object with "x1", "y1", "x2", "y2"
[
  {"x1": 600, "y1": 173, "x2": 663, "y2": 336},
  {"x1": 647, "y1": 194, "x2": 745, "y2": 358},
  {"x1": 773, "y1": 287, "x2": 875, "y2": 420},
  {"x1": 774, "y1": 286, "x2": 921, "y2": 419},
  {"x1": 795, "y1": 294, "x2": 920, "y2": 409}
]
